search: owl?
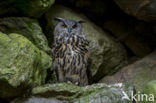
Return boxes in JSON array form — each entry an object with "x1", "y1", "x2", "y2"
[{"x1": 52, "y1": 17, "x2": 92, "y2": 86}]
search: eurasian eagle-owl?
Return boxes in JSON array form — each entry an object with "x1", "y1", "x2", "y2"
[{"x1": 52, "y1": 18, "x2": 92, "y2": 86}]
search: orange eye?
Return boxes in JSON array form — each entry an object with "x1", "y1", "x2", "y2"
[
  {"x1": 72, "y1": 25, "x2": 77, "y2": 28},
  {"x1": 61, "y1": 24, "x2": 67, "y2": 28}
]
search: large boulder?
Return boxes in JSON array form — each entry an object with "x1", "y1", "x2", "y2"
[
  {"x1": 0, "y1": 17, "x2": 50, "y2": 53},
  {"x1": 0, "y1": 0, "x2": 55, "y2": 18},
  {"x1": 100, "y1": 51, "x2": 156, "y2": 91},
  {"x1": 44, "y1": 5, "x2": 127, "y2": 82},
  {"x1": 114, "y1": 0, "x2": 156, "y2": 22},
  {"x1": 11, "y1": 83, "x2": 134, "y2": 103},
  {"x1": 104, "y1": 20, "x2": 152, "y2": 57},
  {"x1": 0, "y1": 32, "x2": 52, "y2": 99}
]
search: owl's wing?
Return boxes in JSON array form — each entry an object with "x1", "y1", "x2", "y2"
[
  {"x1": 82, "y1": 38, "x2": 92, "y2": 84},
  {"x1": 51, "y1": 43, "x2": 56, "y2": 61},
  {"x1": 87, "y1": 57, "x2": 92, "y2": 84}
]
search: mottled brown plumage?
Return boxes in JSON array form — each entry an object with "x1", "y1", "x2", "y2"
[{"x1": 52, "y1": 18, "x2": 91, "y2": 86}]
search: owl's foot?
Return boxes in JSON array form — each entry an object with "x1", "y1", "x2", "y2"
[
  {"x1": 67, "y1": 81, "x2": 72, "y2": 84},
  {"x1": 67, "y1": 81, "x2": 79, "y2": 86}
]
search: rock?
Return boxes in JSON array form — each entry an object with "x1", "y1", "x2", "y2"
[
  {"x1": 44, "y1": 5, "x2": 127, "y2": 82},
  {"x1": 0, "y1": 0, "x2": 55, "y2": 18},
  {"x1": 0, "y1": 17, "x2": 50, "y2": 53},
  {"x1": 11, "y1": 97, "x2": 67, "y2": 103},
  {"x1": 143, "y1": 80, "x2": 156, "y2": 103},
  {"x1": 114, "y1": 0, "x2": 156, "y2": 22},
  {"x1": 99, "y1": 51, "x2": 156, "y2": 91},
  {"x1": 57, "y1": 0, "x2": 106, "y2": 21},
  {"x1": 11, "y1": 83, "x2": 134, "y2": 103},
  {"x1": 0, "y1": 32, "x2": 52, "y2": 99},
  {"x1": 104, "y1": 20, "x2": 151, "y2": 57}
]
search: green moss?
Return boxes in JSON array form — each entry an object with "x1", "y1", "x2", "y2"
[
  {"x1": 143, "y1": 80, "x2": 156, "y2": 103},
  {"x1": 0, "y1": 17, "x2": 51, "y2": 54},
  {"x1": 0, "y1": 32, "x2": 52, "y2": 99}
]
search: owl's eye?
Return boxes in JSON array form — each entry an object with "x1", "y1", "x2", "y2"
[
  {"x1": 72, "y1": 24, "x2": 77, "y2": 29},
  {"x1": 61, "y1": 24, "x2": 67, "y2": 28}
]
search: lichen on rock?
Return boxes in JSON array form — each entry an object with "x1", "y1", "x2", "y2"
[
  {"x1": 0, "y1": 17, "x2": 51, "y2": 54},
  {"x1": 0, "y1": 32, "x2": 52, "y2": 99}
]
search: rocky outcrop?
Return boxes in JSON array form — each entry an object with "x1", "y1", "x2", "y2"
[
  {"x1": 100, "y1": 51, "x2": 156, "y2": 91},
  {"x1": 104, "y1": 20, "x2": 152, "y2": 57},
  {"x1": 0, "y1": 32, "x2": 52, "y2": 100},
  {"x1": 0, "y1": 0, "x2": 155, "y2": 102},
  {"x1": 0, "y1": 17, "x2": 51, "y2": 53},
  {"x1": 44, "y1": 5, "x2": 127, "y2": 82},
  {"x1": 114, "y1": 0, "x2": 156, "y2": 22},
  {"x1": 0, "y1": 0, "x2": 55, "y2": 18},
  {"x1": 11, "y1": 83, "x2": 134, "y2": 103}
]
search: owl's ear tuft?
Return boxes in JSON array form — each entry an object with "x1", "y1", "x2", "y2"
[
  {"x1": 53, "y1": 17, "x2": 64, "y2": 22},
  {"x1": 77, "y1": 20, "x2": 86, "y2": 23}
]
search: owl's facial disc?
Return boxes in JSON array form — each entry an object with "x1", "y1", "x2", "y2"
[
  {"x1": 61, "y1": 21, "x2": 78, "y2": 34},
  {"x1": 54, "y1": 18, "x2": 85, "y2": 37}
]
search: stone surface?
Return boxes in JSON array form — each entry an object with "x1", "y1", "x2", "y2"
[
  {"x1": 57, "y1": 0, "x2": 106, "y2": 20},
  {"x1": 28, "y1": 83, "x2": 133, "y2": 103},
  {"x1": 0, "y1": 32, "x2": 52, "y2": 99},
  {"x1": 0, "y1": 17, "x2": 51, "y2": 53},
  {"x1": 44, "y1": 5, "x2": 127, "y2": 82},
  {"x1": 104, "y1": 20, "x2": 151, "y2": 57},
  {"x1": 100, "y1": 51, "x2": 156, "y2": 91},
  {"x1": 114, "y1": 0, "x2": 156, "y2": 22},
  {"x1": 0, "y1": 0, "x2": 55, "y2": 18},
  {"x1": 11, "y1": 97, "x2": 67, "y2": 103}
]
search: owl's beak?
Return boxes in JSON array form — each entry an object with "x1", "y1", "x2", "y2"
[{"x1": 68, "y1": 28, "x2": 72, "y2": 33}]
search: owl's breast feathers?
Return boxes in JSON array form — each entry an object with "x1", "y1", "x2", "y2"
[
  {"x1": 52, "y1": 35, "x2": 90, "y2": 59},
  {"x1": 52, "y1": 35, "x2": 92, "y2": 86}
]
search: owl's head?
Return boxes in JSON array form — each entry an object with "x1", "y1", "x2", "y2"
[{"x1": 54, "y1": 17, "x2": 86, "y2": 37}]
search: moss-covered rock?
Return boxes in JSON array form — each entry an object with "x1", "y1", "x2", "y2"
[
  {"x1": 100, "y1": 51, "x2": 156, "y2": 91},
  {"x1": 44, "y1": 5, "x2": 127, "y2": 82},
  {"x1": 0, "y1": 0, "x2": 55, "y2": 18},
  {"x1": 0, "y1": 17, "x2": 50, "y2": 53},
  {"x1": 143, "y1": 80, "x2": 156, "y2": 103},
  {"x1": 11, "y1": 83, "x2": 133, "y2": 103},
  {"x1": 0, "y1": 32, "x2": 52, "y2": 99}
]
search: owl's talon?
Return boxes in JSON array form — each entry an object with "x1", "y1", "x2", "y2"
[
  {"x1": 67, "y1": 81, "x2": 72, "y2": 84},
  {"x1": 75, "y1": 82, "x2": 79, "y2": 85}
]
